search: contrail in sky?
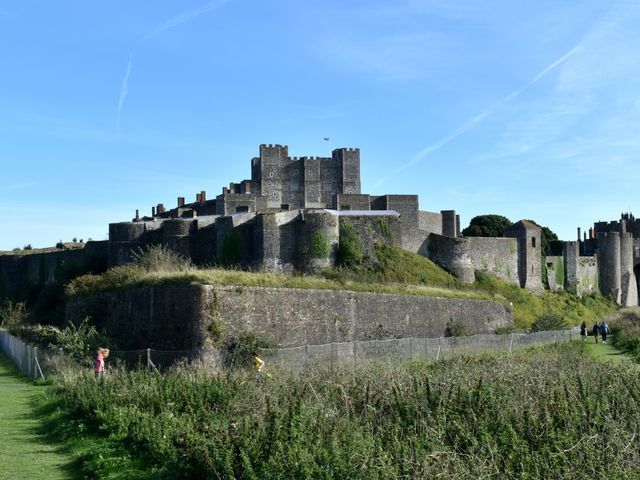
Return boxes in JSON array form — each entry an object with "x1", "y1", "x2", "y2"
[
  {"x1": 116, "y1": 53, "x2": 134, "y2": 131},
  {"x1": 370, "y1": 44, "x2": 581, "y2": 190},
  {"x1": 116, "y1": 0, "x2": 231, "y2": 130}
]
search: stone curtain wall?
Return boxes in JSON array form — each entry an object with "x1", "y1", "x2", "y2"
[
  {"x1": 0, "y1": 242, "x2": 108, "y2": 301},
  {"x1": 423, "y1": 234, "x2": 519, "y2": 286},
  {"x1": 418, "y1": 211, "x2": 443, "y2": 235},
  {"x1": 463, "y1": 237, "x2": 520, "y2": 284},
  {"x1": 66, "y1": 285, "x2": 512, "y2": 351}
]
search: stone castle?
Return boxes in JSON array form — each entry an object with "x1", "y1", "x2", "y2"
[{"x1": 1, "y1": 144, "x2": 638, "y2": 307}]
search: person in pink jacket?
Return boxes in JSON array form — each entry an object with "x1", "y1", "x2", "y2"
[{"x1": 95, "y1": 348, "x2": 109, "y2": 376}]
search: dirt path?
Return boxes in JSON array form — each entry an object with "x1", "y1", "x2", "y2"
[{"x1": 0, "y1": 354, "x2": 76, "y2": 480}]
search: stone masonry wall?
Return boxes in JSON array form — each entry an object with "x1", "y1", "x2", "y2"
[{"x1": 66, "y1": 285, "x2": 513, "y2": 350}]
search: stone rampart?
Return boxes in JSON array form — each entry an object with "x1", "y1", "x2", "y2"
[
  {"x1": 66, "y1": 285, "x2": 513, "y2": 350},
  {"x1": 0, "y1": 242, "x2": 108, "y2": 300}
]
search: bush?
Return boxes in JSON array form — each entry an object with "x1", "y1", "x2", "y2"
[
  {"x1": 8, "y1": 324, "x2": 60, "y2": 347},
  {"x1": 444, "y1": 319, "x2": 467, "y2": 337},
  {"x1": 46, "y1": 344, "x2": 640, "y2": 479},
  {"x1": 221, "y1": 331, "x2": 272, "y2": 368},
  {"x1": 0, "y1": 300, "x2": 27, "y2": 327},
  {"x1": 337, "y1": 221, "x2": 366, "y2": 266},
  {"x1": 530, "y1": 313, "x2": 567, "y2": 332},
  {"x1": 609, "y1": 309, "x2": 640, "y2": 361},
  {"x1": 131, "y1": 244, "x2": 191, "y2": 272},
  {"x1": 309, "y1": 231, "x2": 331, "y2": 259},
  {"x1": 56, "y1": 317, "x2": 102, "y2": 362}
]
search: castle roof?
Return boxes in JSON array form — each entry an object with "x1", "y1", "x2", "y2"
[
  {"x1": 505, "y1": 220, "x2": 541, "y2": 232},
  {"x1": 336, "y1": 210, "x2": 400, "y2": 217}
]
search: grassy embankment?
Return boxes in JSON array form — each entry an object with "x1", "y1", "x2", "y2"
[
  {"x1": 607, "y1": 308, "x2": 640, "y2": 362},
  {"x1": 44, "y1": 342, "x2": 640, "y2": 479},
  {"x1": 66, "y1": 244, "x2": 617, "y2": 329}
]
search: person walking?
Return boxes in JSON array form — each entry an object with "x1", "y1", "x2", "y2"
[
  {"x1": 592, "y1": 322, "x2": 600, "y2": 343},
  {"x1": 95, "y1": 348, "x2": 109, "y2": 377},
  {"x1": 580, "y1": 321, "x2": 587, "y2": 342},
  {"x1": 600, "y1": 321, "x2": 610, "y2": 344},
  {"x1": 252, "y1": 351, "x2": 265, "y2": 376}
]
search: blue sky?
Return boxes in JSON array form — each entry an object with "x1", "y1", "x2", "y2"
[{"x1": 0, "y1": 0, "x2": 638, "y2": 250}]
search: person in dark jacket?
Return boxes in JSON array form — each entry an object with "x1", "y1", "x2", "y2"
[
  {"x1": 600, "y1": 321, "x2": 610, "y2": 344},
  {"x1": 592, "y1": 322, "x2": 599, "y2": 343},
  {"x1": 580, "y1": 321, "x2": 587, "y2": 342}
]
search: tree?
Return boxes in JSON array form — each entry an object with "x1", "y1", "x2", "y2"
[{"x1": 462, "y1": 215, "x2": 512, "y2": 237}]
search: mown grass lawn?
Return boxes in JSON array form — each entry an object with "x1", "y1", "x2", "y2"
[
  {"x1": 0, "y1": 354, "x2": 77, "y2": 480},
  {"x1": 582, "y1": 334, "x2": 637, "y2": 366}
]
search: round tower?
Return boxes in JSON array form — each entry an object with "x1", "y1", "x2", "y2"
[
  {"x1": 302, "y1": 210, "x2": 339, "y2": 272},
  {"x1": 108, "y1": 222, "x2": 145, "y2": 242},
  {"x1": 597, "y1": 232, "x2": 621, "y2": 303},
  {"x1": 620, "y1": 233, "x2": 638, "y2": 306},
  {"x1": 162, "y1": 219, "x2": 196, "y2": 259}
]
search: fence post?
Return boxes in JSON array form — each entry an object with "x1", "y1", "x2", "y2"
[
  {"x1": 508, "y1": 334, "x2": 513, "y2": 354},
  {"x1": 147, "y1": 348, "x2": 151, "y2": 369},
  {"x1": 33, "y1": 347, "x2": 45, "y2": 381}
]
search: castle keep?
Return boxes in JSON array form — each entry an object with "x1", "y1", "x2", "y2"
[
  {"x1": 108, "y1": 144, "x2": 461, "y2": 272},
  {"x1": 1, "y1": 144, "x2": 638, "y2": 308}
]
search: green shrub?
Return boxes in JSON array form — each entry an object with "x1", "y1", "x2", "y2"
[
  {"x1": 46, "y1": 344, "x2": 640, "y2": 479},
  {"x1": 309, "y1": 231, "x2": 331, "y2": 259},
  {"x1": 220, "y1": 331, "x2": 273, "y2": 368},
  {"x1": 530, "y1": 313, "x2": 567, "y2": 332},
  {"x1": 378, "y1": 218, "x2": 392, "y2": 237},
  {"x1": 444, "y1": 319, "x2": 467, "y2": 337},
  {"x1": 609, "y1": 309, "x2": 640, "y2": 361},
  {"x1": 337, "y1": 221, "x2": 365, "y2": 266},
  {"x1": 7, "y1": 324, "x2": 60, "y2": 347},
  {"x1": 55, "y1": 317, "x2": 102, "y2": 362},
  {"x1": 0, "y1": 300, "x2": 27, "y2": 327},
  {"x1": 131, "y1": 244, "x2": 191, "y2": 272}
]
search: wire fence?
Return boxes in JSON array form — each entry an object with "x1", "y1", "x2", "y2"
[
  {"x1": 0, "y1": 331, "x2": 57, "y2": 381},
  {"x1": 260, "y1": 329, "x2": 580, "y2": 369},
  {"x1": 1, "y1": 328, "x2": 579, "y2": 380}
]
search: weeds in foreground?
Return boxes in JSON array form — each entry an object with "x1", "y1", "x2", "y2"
[{"x1": 47, "y1": 343, "x2": 640, "y2": 479}]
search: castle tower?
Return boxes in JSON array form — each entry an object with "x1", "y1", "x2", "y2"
[
  {"x1": 503, "y1": 220, "x2": 543, "y2": 294},
  {"x1": 563, "y1": 241, "x2": 580, "y2": 294},
  {"x1": 597, "y1": 232, "x2": 622, "y2": 303},
  {"x1": 254, "y1": 144, "x2": 289, "y2": 209},
  {"x1": 441, "y1": 210, "x2": 458, "y2": 237},
  {"x1": 620, "y1": 232, "x2": 638, "y2": 306},
  {"x1": 301, "y1": 210, "x2": 339, "y2": 272},
  {"x1": 333, "y1": 148, "x2": 361, "y2": 195}
]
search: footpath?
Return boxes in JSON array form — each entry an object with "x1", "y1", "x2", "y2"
[
  {"x1": 0, "y1": 353, "x2": 76, "y2": 480},
  {"x1": 582, "y1": 335, "x2": 637, "y2": 366}
]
